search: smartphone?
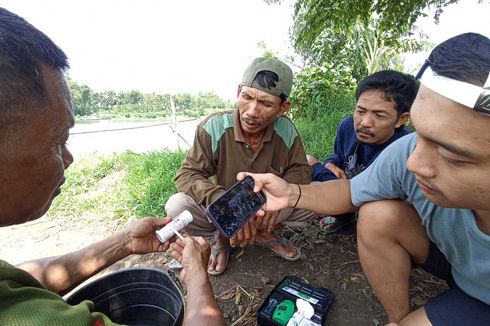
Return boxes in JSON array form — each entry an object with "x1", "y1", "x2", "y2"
[{"x1": 206, "y1": 176, "x2": 266, "y2": 238}]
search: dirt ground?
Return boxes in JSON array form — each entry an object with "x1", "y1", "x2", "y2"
[{"x1": 0, "y1": 214, "x2": 448, "y2": 325}]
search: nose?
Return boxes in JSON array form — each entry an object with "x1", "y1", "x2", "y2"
[
  {"x1": 360, "y1": 114, "x2": 374, "y2": 128},
  {"x1": 62, "y1": 145, "x2": 74, "y2": 169},
  {"x1": 247, "y1": 100, "x2": 260, "y2": 118},
  {"x1": 406, "y1": 136, "x2": 436, "y2": 179}
]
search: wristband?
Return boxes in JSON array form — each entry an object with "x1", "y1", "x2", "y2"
[{"x1": 292, "y1": 184, "x2": 301, "y2": 208}]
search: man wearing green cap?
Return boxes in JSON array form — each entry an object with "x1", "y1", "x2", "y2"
[{"x1": 166, "y1": 57, "x2": 316, "y2": 276}]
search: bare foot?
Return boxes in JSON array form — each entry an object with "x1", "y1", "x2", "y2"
[
  {"x1": 255, "y1": 229, "x2": 299, "y2": 260},
  {"x1": 207, "y1": 236, "x2": 231, "y2": 275}
]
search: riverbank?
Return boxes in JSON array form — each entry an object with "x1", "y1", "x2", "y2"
[{"x1": 68, "y1": 118, "x2": 199, "y2": 158}]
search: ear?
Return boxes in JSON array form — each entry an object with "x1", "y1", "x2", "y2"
[
  {"x1": 237, "y1": 84, "x2": 242, "y2": 98},
  {"x1": 277, "y1": 100, "x2": 291, "y2": 116},
  {"x1": 395, "y1": 112, "x2": 410, "y2": 128}
]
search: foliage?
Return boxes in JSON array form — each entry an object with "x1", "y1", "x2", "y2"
[
  {"x1": 68, "y1": 80, "x2": 232, "y2": 119},
  {"x1": 48, "y1": 151, "x2": 186, "y2": 220},
  {"x1": 70, "y1": 79, "x2": 95, "y2": 116},
  {"x1": 293, "y1": 92, "x2": 354, "y2": 158},
  {"x1": 121, "y1": 151, "x2": 186, "y2": 217},
  {"x1": 289, "y1": 62, "x2": 356, "y2": 119},
  {"x1": 295, "y1": 18, "x2": 433, "y2": 82},
  {"x1": 292, "y1": 0, "x2": 459, "y2": 53}
]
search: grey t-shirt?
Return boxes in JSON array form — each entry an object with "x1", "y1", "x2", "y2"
[{"x1": 350, "y1": 133, "x2": 490, "y2": 305}]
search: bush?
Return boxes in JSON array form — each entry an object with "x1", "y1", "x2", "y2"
[
  {"x1": 290, "y1": 63, "x2": 356, "y2": 119},
  {"x1": 293, "y1": 92, "x2": 354, "y2": 159}
]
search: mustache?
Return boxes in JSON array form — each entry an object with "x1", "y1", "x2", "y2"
[{"x1": 356, "y1": 128, "x2": 375, "y2": 137}]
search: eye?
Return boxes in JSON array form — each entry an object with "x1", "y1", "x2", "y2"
[
  {"x1": 438, "y1": 150, "x2": 470, "y2": 166},
  {"x1": 375, "y1": 114, "x2": 388, "y2": 119}
]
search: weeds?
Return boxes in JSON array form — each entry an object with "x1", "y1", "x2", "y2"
[{"x1": 48, "y1": 151, "x2": 185, "y2": 221}]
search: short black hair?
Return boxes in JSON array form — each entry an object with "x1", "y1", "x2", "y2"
[
  {"x1": 253, "y1": 70, "x2": 288, "y2": 103},
  {"x1": 356, "y1": 70, "x2": 418, "y2": 117},
  {"x1": 0, "y1": 8, "x2": 69, "y2": 125},
  {"x1": 416, "y1": 33, "x2": 490, "y2": 87}
]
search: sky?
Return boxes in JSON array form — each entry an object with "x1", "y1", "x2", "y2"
[{"x1": 2, "y1": 0, "x2": 489, "y2": 100}]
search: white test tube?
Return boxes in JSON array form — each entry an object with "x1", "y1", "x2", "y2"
[{"x1": 155, "y1": 210, "x2": 193, "y2": 243}]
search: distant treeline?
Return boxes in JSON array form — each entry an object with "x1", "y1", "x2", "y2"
[{"x1": 69, "y1": 79, "x2": 235, "y2": 119}]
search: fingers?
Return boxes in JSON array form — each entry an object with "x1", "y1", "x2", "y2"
[
  {"x1": 230, "y1": 220, "x2": 257, "y2": 247},
  {"x1": 254, "y1": 213, "x2": 265, "y2": 230},
  {"x1": 171, "y1": 238, "x2": 185, "y2": 261},
  {"x1": 257, "y1": 211, "x2": 279, "y2": 232},
  {"x1": 339, "y1": 170, "x2": 348, "y2": 180},
  {"x1": 150, "y1": 216, "x2": 172, "y2": 226},
  {"x1": 236, "y1": 172, "x2": 266, "y2": 192},
  {"x1": 267, "y1": 211, "x2": 279, "y2": 232}
]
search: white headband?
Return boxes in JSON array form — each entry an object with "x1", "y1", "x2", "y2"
[{"x1": 420, "y1": 66, "x2": 490, "y2": 112}]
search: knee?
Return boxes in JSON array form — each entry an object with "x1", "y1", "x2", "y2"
[
  {"x1": 165, "y1": 192, "x2": 194, "y2": 218},
  {"x1": 357, "y1": 200, "x2": 405, "y2": 242}
]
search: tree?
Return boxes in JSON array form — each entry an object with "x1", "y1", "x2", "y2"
[
  {"x1": 69, "y1": 79, "x2": 94, "y2": 116},
  {"x1": 266, "y1": 0, "x2": 460, "y2": 80}
]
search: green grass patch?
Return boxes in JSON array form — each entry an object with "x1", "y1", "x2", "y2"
[
  {"x1": 121, "y1": 151, "x2": 186, "y2": 217},
  {"x1": 48, "y1": 151, "x2": 185, "y2": 221},
  {"x1": 294, "y1": 92, "x2": 354, "y2": 159}
]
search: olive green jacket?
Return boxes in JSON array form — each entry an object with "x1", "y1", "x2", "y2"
[
  {"x1": 174, "y1": 110, "x2": 311, "y2": 207},
  {"x1": 0, "y1": 260, "x2": 120, "y2": 325}
]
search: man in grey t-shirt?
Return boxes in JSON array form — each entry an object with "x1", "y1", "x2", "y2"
[{"x1": 239, "y1": 33, "x2": 490, "y2": 326}]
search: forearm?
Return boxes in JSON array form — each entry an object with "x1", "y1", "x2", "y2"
[
  {"x1": 283, "y1": 138, "x2": 312, "y2": 185},
  {"x1": 17, "y1": 231, "x2": 130, "y2": 295},
  {"x1": 290, "y1": 180, "x2": 356, "y2": 215},
  {"x1": 175, "y1": 170, "x2": 225, "y2": 206},
  {"x1": 283, "y1": 165, "x2": 311, "y2": 185},
  {"x1": 184, "y1": 269, "x2": 225, "y2": 326}
]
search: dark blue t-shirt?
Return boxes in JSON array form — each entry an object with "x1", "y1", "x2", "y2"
[{"x1": 311, "y1": 116, "x2": 411, "y2": 181}]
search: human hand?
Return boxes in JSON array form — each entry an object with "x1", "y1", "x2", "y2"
[
  {"x1": 124, "y1": 217, "x2": 172, "y2": 254},
  {"x1": 255, "y1": 210, "x2": 279, "y2": 232},
  {"x1": 324, "y1": 162, "x2": 348, "y2": 180},
  {"x1": 306, "y1": 154, "x2": 319, "y2": 166},
  {"x1": 171, "y1": 237, "x2": 210, "y2": 285},
  {"x1": 236, "y1": 172, "x2": 296, "y2": 212},
  {"x1": 229, "y1": 219, "x2": 257, "y2": 248}
]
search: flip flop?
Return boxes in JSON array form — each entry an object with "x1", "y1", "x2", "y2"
[
  {"x1": 207, "y1": 243, "x2": 232, "y2": 276},
  {"x1": 259, "y1": 236, "x2": 301, "y2": 262},
  {"x1": 319, "y1": 214, "x2": 356, "y2": 234}
]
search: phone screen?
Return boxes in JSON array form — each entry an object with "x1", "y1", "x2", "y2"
[{"x1": 207, "y1": 176, "x2": 266, "y2": 238}]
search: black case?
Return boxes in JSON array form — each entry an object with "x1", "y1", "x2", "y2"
[{"x1": 257, "y1": 275, "x2": 334, "y2": 326}]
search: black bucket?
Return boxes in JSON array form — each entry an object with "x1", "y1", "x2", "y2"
[{"x1": 65, "y1": 267, "x2": 184, "y2": 326}]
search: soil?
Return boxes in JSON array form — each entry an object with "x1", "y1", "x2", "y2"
[{"x1": 0, "y1": 215, "x2": 448, "y2": 325}]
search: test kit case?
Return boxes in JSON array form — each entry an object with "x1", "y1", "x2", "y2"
[{"x1": 257, "y1": 275, "x2": 335, "y2": 326}]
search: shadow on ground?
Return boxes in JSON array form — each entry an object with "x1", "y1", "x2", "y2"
[{"x1": 101, "y1": 222, "x2": 447, "y2": 325}]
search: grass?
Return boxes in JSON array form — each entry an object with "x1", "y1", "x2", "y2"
[
  {"x1": 48, "y1": 151, "x2": 186, "y2": 221},
  {"x1": 50, "y1": 93, "x2": 354, "y2": 220},
  {"x1": 294, "y1": 91, "x2": 354, "y2": 159}
]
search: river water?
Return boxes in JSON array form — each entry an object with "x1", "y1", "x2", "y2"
[{"x1": 68, "y1": 118, "x2": 200, "y2": 158}]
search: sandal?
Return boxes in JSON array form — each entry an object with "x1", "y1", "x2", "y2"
[
  {"x1": 207, "y1": 243, "x2": 232, "y2": 276},
  {"x1": 258, "y1": 236, "x2": 301, "y2": 262},
  {"x1": 319, "y1": 214, "x2": 356, "y2": 234}
]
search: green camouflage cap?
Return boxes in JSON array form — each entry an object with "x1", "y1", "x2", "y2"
[{"x1": 241, "y1": 57, "x2": 293, "y2": 98}]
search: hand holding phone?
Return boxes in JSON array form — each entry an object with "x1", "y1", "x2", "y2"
[{"x1": 206, "y1": 176, "x2": 266, "y2": 238}]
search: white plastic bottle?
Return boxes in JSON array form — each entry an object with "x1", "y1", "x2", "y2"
[{"x1": 155, "y1": 210, "x2": 193, "y2": 243}]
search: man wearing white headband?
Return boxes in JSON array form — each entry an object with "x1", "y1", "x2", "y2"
[{"x1": 239, "y1": 32, "x2": 490, "y2": 325}]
